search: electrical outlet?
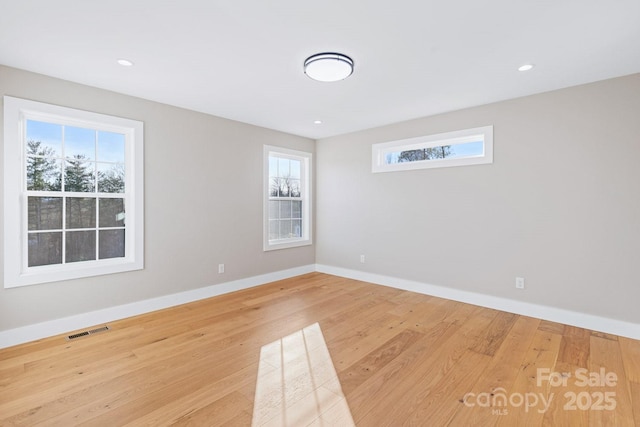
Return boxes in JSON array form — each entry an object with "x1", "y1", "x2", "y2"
[
  {"x1": 515, "y1": 277, "x2": 525, "y2": 289},
  {"x1": 218, "y1": 264, "x2": 225, "y2": 274},
  {"x1": 360, "y1": 255, "x2": 366, "y2": 263}
]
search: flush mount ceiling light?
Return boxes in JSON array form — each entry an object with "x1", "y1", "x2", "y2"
[{"x1": 304, "y1": 53, "x2": 354, "y2": 82}]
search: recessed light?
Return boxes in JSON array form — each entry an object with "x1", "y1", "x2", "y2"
[
  {"x1": 117, "y1": 58, "x2": 134, "y2": 67},
  {"x1": 304, "y1": 53, "x2": 354, "y2": 82},
  {"x1": 518, "y1": 64, "x2": 534, "y2": 72},
  {"x1": 314, "y1": 120, "x2": 323, "y2": 125}
]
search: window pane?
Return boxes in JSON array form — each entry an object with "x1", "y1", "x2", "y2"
[
  {"x1": 99, "y1": 198, "x2": 125, "y2": 227},
  {"x1": 269, "y1": 156, "x2": 278, "y2": 178},
  {"x1": 28, "y1": 197, "x2": 63, "y2": 230},
  {"x1": 26, "y1": 156, "x2": 62, "y2": 191},
  {"x1": 26, "y1": 120, "x2": 62, "y2": 157},
  {"x1": 292, "y1": 201, "x2": 302, "y2": 219},
  {"x1": 97, "y1": 163, "x2": 125, "y2": 193},
  {"x1": 449, "y1": 141, "x2": 484, "y2": 157},
  {"x1": 290, "y1": 179, "x2": 301, "y2": 197},
  {"x1": 290, "y1": 160, "x2": 301, "y2": 179},
  {"x1": 99, "y1": 229, "x2": 125, "y2": 259},
  {"x1": 97, "y1": 131, "x2": 125, "y2": 163},
  {"x1": 388, "y1": 141, "x2": 484, "y2": 164},
  {"x1": 278, "y1": 178, "x2": 290, "y2": 197},
  {"x1": 278, "y1": 158, "x2": 290, "y2": 177},
  {"x1": 280, "y1": 200, "x2": 291, "y2": 219},
  {"x1": 66, "y1": 230, "x2": 96, "y2": 263},
  {"x1": 279, "y1": 220, "x2": 292, "y2": 239},
  {"x1": 65, "y1": 126, "x2": 96, "y2": 160},
  {"x1": 66, "y1": 197, "x2": 96, "y2": 229},
  {"x1": 395, "y1": 148, "x2": 429, "y2": 163},
  {"x1": 269, "y1": 220, "x2": 278, "y2": 240},
  {"x1": 28, "y1": 232, "x2": 62, "y2": 267},
  {"x1": 64, "y1": 158, "x2": 95, "y2": 192},
  {"x1": 269, "y1": 200, "x2": 279, "y2": 220},
  {"x1": 269, "y1": 177, "x2": 279, "y2": 197},
  {"x1": 292, "y1": 220, "x2": 302, "y2": 238}
]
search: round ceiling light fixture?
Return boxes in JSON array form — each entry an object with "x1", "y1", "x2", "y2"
[{"x1": 304, "y1": 52, "x2": 354, "y2": 82}]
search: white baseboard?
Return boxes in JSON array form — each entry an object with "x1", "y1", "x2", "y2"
[
  {"x1": 315, "y1": 264, "x2": 640, "y2": 341},
  {"x1": 2, "y1": 263, "x2": 638, "y2": 349},
  {"x1": 0, "y1": 264, "x2": 315, "y2": 349}
]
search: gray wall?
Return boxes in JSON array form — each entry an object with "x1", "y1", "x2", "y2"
[
  {"x1": 316, "y1": 73, "x2": 640, "y2": 324},
  {"x1": 0, "y1": 65, "x2": 315, "y2": 331},
  {"x1": 3, "y1": 64, "x2": 638, "y2": 332}
]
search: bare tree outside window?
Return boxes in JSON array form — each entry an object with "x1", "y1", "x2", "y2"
[
  {"x1": 397, "y1": 145, "x2": 452, "y2": 162},
  {"x1": 268, "y1": 156, "x2": 303, "y2": 240}
]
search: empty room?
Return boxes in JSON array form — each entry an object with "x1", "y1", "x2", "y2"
[{"x1": 1, "y1": 1, "x2": 639, "y2": 426}]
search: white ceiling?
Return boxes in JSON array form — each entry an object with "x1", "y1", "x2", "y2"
[{"x1": 1, "y1": 1, "x2": 639, "y2": 139}]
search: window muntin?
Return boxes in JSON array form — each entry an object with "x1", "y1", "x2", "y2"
[
  {"x1": 264, "y1": 146, "x2": 311, "y2": 251},
  {"x1": 4, "y1": 96, "x2": 143, "y2": 287},
  {"x1": 372, "y1": 126, "x2": 493, "y2": 173}
]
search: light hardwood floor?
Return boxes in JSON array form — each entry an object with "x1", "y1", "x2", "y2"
[{"x1": 1, "y1": 273, "x2": 638, "y2": 426}]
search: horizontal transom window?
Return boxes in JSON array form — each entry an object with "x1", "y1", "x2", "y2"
[{"x1": 372, "y1": 125, "x2": 493, "y2": 173}]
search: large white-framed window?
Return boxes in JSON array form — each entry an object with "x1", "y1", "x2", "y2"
[
  {"x1": 263, "y1": 145, "x2": 312, "y2": 251},
  {"x1": 372, "y1": 125, "x2": 493, "y2": 173},
  {"x1": 3, "y1": 96, "x2": 144, "y2": 288}
]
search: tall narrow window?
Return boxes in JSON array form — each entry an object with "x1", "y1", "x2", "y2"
[
  {"x1": 264, "y1": 146, "x2": 312, "y2": 251},
  {"x1": 4, "y1": 96, "x2": 144, "y2": 287}
]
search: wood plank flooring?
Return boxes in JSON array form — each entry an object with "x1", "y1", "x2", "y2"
[{"x1": 0, "y1": 272, "x2": 638, "y2": 426}]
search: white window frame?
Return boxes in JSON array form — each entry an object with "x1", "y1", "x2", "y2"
[
  {"x1": 263, "y1": 145, "x2": 312, "y2": 251},
  {"x1": 3, "y1": 96, "x2": 144, "y2": 288},
  {"x1": 372, "y1": 125, "x2": 493, "y2": 173}
]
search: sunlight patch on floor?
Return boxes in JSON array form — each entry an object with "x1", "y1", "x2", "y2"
[{"x1": 251, "y1": 322, "x2": 355, "y2": 426}]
